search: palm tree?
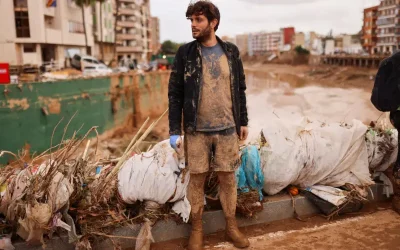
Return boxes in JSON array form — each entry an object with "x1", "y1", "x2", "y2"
[{"x1": 74, "y1": 0, "x2": 94, "y2": 55}]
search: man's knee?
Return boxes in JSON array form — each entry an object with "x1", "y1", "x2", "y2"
[{"x1": 216, "y1": 171, "x2": 236, "y2": 184}]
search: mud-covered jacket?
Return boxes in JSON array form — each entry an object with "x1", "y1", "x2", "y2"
[{"x1": 168, "y1": 36, "x2": 248, "y2": 136}]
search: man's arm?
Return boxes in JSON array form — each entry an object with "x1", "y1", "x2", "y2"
[
  {"x1": 236, "y1": 47, "x2": 249, "y2": 127},
  {"x1": 168, "y1": 46, "x2": 185, "y2": 136}
]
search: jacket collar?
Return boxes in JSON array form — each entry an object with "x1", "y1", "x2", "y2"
[{"x1": 195, "y1": 36, "x2": 233, "y2": 60}]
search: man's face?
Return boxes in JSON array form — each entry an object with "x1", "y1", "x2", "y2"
[{"x1": 188, "y1": 14, "x2": 212, "y2": 41}]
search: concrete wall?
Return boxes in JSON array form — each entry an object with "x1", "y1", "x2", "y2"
[
  {"x1": 0, "y1": 0, "x2": 17, "y2": 43},
  {"x1": 0, "y1": 71, "x2": 170, "y2": 164},
  {"x1": 0, "y1": 43, "x2": 18, "y2": 64}
]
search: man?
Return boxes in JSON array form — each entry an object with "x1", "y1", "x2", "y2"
[
  {"x1": 168, "y1": 1, "x2": 250, "y2": 249},
  {"x1": 372, "y1": 53, "x2": 400, "y2": 214},
  {"x1": 389, "y1": 110, "x2": 400, "y2": 213}
]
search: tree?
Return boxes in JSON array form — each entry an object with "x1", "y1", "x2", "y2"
[
  {"x1": 294, "y1": 45, "x2": 310, "y2": 55},
  {"x1": 161, "y1": 40, "x2": 181, "y2": 54},
  {"x1": 74, "y1": 0, "x2": 95, "y2": 55}
]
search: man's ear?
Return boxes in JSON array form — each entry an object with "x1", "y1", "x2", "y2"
[{"x1": 210, "y1": 19, "x2": 218, "y2": 30}]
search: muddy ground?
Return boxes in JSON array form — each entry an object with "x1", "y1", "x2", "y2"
[
  {"x1": 148, "y1": 63, "x2": 394, "y2": 250},
  {"x1": 152, "y1": 202, "x2": 399, "y2": 250}
]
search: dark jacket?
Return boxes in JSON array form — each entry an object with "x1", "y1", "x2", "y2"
[{"x1": 168, "y1": 36, "x2": 248, "y2": 136}]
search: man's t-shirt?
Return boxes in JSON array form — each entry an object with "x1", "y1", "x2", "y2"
[{"x1": 196, "y1": 43, "x2": 235, "y2": 132}]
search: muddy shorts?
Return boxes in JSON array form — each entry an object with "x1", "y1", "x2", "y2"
[{"x1": 184, "y1": 127, "x2": 240, "y2": 174}]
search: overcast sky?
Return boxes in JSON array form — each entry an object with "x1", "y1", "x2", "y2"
[{"x1": 150, "y1": 0, "x2": 381, "y2": 43}]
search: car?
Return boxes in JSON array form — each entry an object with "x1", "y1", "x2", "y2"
[
  {"x1": 82, "y1": 64, "x2": 113, "y2": 76},
  {"x1": 71, "y1": 54, "x2": 101, "y2": 71}
]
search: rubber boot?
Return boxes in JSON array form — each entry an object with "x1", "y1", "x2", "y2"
[
  {"x1": 217, "y1": 172, "x2": 250, "y2": 248},
  {"x1": 392, "y1": 166, "x2": 400, "y2": 214},
  {"x1": 187, "y1": 173, "x2": 207, "y2": 250}
]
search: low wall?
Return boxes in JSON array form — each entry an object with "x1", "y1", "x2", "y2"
[{"x1": 0, "y1": 71, "x2": 170, "y2": 164}]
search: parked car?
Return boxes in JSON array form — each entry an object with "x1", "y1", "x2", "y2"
[
  {"x1": 71, "y1": 54, "x2": 102, "y2": 71},
  {"x1": 82, "y1": 64, "x2": 113, "y2": 76}
]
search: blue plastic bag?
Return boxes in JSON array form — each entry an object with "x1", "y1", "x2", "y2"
[{"x1": 235, "y1": 145, "x2": 264, "y2": 200}]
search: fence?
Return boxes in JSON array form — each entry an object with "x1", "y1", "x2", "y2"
[{"x1": 0, "y1": 71, "x2": 170, "y2": 164}]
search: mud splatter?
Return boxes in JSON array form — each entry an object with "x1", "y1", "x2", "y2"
[
  {"x1": 7, "y1": 98, "x2": 30, "y2": 110},
  {"x1": 38, "y1": 97, "x2": 61, "y2": 114}
]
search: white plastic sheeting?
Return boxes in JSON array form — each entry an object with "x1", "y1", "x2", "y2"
[
  {"x1": 305, "y1": 185, "x2": 348, "y2": 206},
  {"x1": 118, "y1": 139, "x2": 190, "y2": 221},
  {"x1": 261, "y1": 117, "x2": 375, "y2": 195}
]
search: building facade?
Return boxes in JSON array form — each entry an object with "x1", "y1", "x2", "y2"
[
  {"x1": 235, "y1": 34, "x2": 249, "y2": 55},
  {"x1": 376, "y1": 0, "x2": 400, "y2": 54},
  {"x1": 362, "y1": 5, "x2": 379, "y2": 54},
  {"x1": 292, "y1": 32, "x2": 305, "y2": 48},
  {"x1": 93, "y1": 0, "x2": 116, "y2": 64},
  {"x1": 115, "y1": 0, "x2": 152, "y2": 63},
  {"x1": 0, "y1": 0, "x2": 94, "y2": 66},
  {"x1": 248, "y1": 31, "x2": 283, "y2": 56},
  {"x1": 150, "y1": 16, "x2": 160, "y2": 54},
  {"x1": 281, "y1": 27, "x2": 295, "y2": 46}
]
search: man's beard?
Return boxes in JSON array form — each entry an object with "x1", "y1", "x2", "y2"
[{"x1": 193, "y1": 25, "x2": 212, "y2": 42}]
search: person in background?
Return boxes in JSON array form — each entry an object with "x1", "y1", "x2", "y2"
[{"x1": 168, "y1": 1, "x2": 250, "y2": 249}]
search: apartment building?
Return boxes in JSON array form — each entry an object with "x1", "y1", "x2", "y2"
[
  {"x1": 333, "y1": 34, "x2": 362, "y2": 54},
  {"x1": 221, "y1": 36, "x2": 236, "y2": 44},
  {"x1": 93, "y1": 0, "x2": 116, "y2": 63},
  {"x1": 362, "y1": 5, "x2": 379, "y2": 54},
  {"x1": 293, "y1": 32, "x2": 305, "y2": 48},
  {"x1": 376, "y1": 0, "x2": 400, "y2": 54},
  {"x1": 0, "y1": 0, "x2": 94, "y2": 66},
  {"x1": 115, "y1": 0, "x2": 152, "y2": 63},
  {"x1": 248, "y1": 31, "x2": 283, "y2": 56},
  {"x1": 281, "y1": 27, "x2": 295, "y2": 46},
  {"x1": 235, "y1": 34, "x2": 249, "y2": 55},
  {"x1": 150, "y1": 16, "x2": 160, "y2": 54}
]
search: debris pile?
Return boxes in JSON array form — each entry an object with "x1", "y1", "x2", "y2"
[{"x1": 0, "y1": 114, "x2": 397, "y2": 249}]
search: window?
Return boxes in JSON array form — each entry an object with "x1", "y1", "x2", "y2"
[
  {"x1": 14, "y1": 0, "x2": 30, "y2": 38},
  {"x1": 69, "y1": 21, "x2": 84, "y2": 33},
  {"x1": 82, "y1": 58, "x2": 99, "y2": 64},
  {"x1": 23, "y1": 43, "x2": 36, "y2": 53}
]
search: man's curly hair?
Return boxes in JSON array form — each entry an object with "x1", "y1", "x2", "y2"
[{"x1": 186, "y1": 1, "x2": 221, "y2": 31}]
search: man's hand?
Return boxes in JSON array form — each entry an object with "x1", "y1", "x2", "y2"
[
  {"x1": 240, "y1": 126, "x2": 249, "y2": 141},
  {"x1": 170, "y1": 135, "x2": 182, "y2": 151}
]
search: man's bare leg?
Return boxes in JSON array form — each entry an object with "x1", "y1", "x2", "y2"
[{"x1": 217, "y1": 172, "x2": 250, "y2": 248}]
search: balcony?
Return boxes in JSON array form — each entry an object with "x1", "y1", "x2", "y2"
[
  {"x1": 377, "y1": 32, "x2": 395, "y2": 37},
  {"x1": 376, "y1": 18, "x2": 396, "y2": 26},
  {"x1": 378, "y1": 4, "x2": 399, "y2": 11},
  {"x1": 117, "y1": 21, "x2": 135, "y2": 28},
  {"x1": 45, "y1": 28, "x2": 62, "y2": 44},
  {"x1": 116, "y1": 46, "x2": 143, "y2": 53},
  {"x1": 117, "y1": 33, "x2": 136, "y2": 40},
  {"x1": 119, "y1": 8, "x2": 135, "y2": 16}
]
